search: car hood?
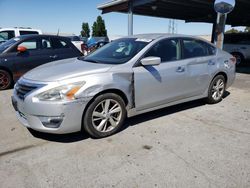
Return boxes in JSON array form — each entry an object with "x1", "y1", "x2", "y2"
[{"x1": 23, "y1": 58, "x2": 113, "y2": 82}]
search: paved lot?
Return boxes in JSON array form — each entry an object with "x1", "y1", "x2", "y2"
[{"x1": 0, "y1": 72, "x2": 250, "y2": 188}]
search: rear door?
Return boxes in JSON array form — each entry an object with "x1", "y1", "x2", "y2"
[{"x1": 181, "y1": 38, "x2": 213, "y2": 96}]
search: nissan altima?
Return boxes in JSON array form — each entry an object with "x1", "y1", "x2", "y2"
[{"x1": 12, "y1": 34, "x2": 236, "y2": 138}]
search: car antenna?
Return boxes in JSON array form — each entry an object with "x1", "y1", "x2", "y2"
[{"x1": 57, "y1": 28, "x2": 60, "y2": 36}]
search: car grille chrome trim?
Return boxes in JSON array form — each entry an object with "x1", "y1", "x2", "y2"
[{"x1": 15, "y1": 80, "x2": 45, "y2": 100}]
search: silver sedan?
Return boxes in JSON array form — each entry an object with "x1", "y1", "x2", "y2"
[{"x1": 12, "y1": 34, "x2": 236, "y2": 138}]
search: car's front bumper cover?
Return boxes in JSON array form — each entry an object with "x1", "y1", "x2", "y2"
[{"x1": 11, "y1": 93, "x2": 89, "y2": 134}]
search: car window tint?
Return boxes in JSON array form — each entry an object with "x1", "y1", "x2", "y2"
[
  {"x1": 83, "y1": 38, "x2": 149, "y2": 64},
  {"x1": 19, "y1": 31, "x2": 39, "y2": 35},
  {"x1": 183, "y1": 39, "x2": 208, "y2": 58},
  {"x1": 0, "y1": 30, "x2": 15, "y2": 41},
  {"x1": 41, "y1": 38, "x2": 52, "y2": 49},
  {"x1": 51, "y1": 38, "x2": 70, "y2": 49},
  {"x1": 144, "y1": 39, "x2": 180, "y2": 62},
  {"x1": 207, "y1": 44, "x2": 217, "y2": 55},
  {"x1": 18, "y1": 39, "x2": 37, "y2": 50}
]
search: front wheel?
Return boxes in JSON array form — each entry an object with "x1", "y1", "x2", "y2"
[
  {"x1": 0, "y1": 70, "x2": 12, "y2": 90},
  {"x1": 206, "y1": 75, "x2": 226, "y2": 104},
  {"x1": 83, "y1": 93, "x2": 127, "y2": 138}
]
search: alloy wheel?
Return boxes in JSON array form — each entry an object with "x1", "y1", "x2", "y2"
[
  {"x1": 92, "y1": 99, "x2": 122, "y2": 133},
  {"x1": 211, "y1": 78, "x2": 225, "y2": 101},
  {"x1": 0, "y1": 70, "x2": 10, "y2": 90}
]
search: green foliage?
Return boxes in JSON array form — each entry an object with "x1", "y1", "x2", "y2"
[
  {"x1": 81, "y1": 22, "x2": 90, "y2": 38},
  {"x1": 92, "y1": 16, "x2": 107, "y2": 37},
  {"x1": 225, "y1": 28, "x2": 240, "y2": 34}
]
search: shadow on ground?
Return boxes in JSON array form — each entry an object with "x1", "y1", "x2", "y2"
[
  {"x1": 236, "y1": 63, "x2": 250, "y2": 74},
  {"x1": 29, "y1": 92, "x2": 230, "y2": 143}
]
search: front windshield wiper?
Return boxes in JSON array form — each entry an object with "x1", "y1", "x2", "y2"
[{"x1": 82, "y1": 58, "x2": 101, "y2": 64}]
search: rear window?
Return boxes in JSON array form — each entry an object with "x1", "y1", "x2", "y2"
[
  {"x1": 19, "y1": 31, "x2": 39, "y2": 35},
  {"x1": 183, "y1": 39, "x2": 208, "y2": 58}
]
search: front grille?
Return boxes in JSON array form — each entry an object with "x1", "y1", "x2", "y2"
[{"x1": 15, "y1": 80, "x2": 43, "y2": 100}]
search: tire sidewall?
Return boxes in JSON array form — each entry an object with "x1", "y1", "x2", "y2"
[
  {"x1": 207, "y1": 75, "x2": 225, "y2": 104},
  {"x1": 83, "y1": 93, "x2": 127, "y2": 138}
]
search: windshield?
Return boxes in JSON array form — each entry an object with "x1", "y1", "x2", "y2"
[
  {"x1": 0, "y1": 38, "x2": 19, "y2": 53},
  {"x1": 80, "y1": 38, "x2": 152, "y2": 64}
]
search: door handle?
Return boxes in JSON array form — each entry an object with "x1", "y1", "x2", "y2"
[
  {"x1": 49, "y1": 55, "x2": 58, "y2": 59},
  {"x1": 208, "y1": 60, "x2": 215, "y2": 65},
  {"x1": 176, "y1": 66, "x2": 185, "y2": 73}
]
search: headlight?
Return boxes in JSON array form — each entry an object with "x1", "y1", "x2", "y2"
[{"x1": 34, "y1": 82, "x2": 85, "y2": 101}]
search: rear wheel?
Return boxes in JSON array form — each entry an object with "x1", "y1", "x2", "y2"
[
  {"x1": 0, "y1": 70, "x2": 12, "y2": 90},
  {"x1": 206, "y1": 75, "x2": 226, "y2": 104},
  {"x1": 83, "y1": 93, "x2": 126, "y2": 138},
  {"x1": 231, "y1": 52, "x2": 244, "y2": 65}
]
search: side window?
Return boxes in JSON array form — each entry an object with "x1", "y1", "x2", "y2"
[
  {"x1": 182, "y1": 39, "x2": 208, "y2": 58},
  {"x1": 144, "y1": 39, "x2": 181, "y2": 62},
  {"x1": 18, "y1": 39, "x2": 38, "y2": 50},
  {"x1": 41, "y1": 38, "x2": 52, "y2": 49},
  {"x1": 51, "y1": 38, "x2": 70, "y2": 49},
  {"x1": 0, "y1": 30, "x2": 15, "y2": 41},
  {"x1": 207, "y1": 44, "x2": 217, "y2": 55},
  {"x1": 19, "y1": 31, "x2": 39, "y2": 35}
]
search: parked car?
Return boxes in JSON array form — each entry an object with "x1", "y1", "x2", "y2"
[
  {"x1": 67, "y1": 36, "x2": 84, "y2": 52},
  {"x1": 0, "y1": 34, "x2": 82, "y2": 90},
  {"x1": 12, "y1": 34, "x2": 236, "y2": 138},
  {"x1": 82, "y1": 37, "x2": 109, "y2": 55},
  {"x1": 223, "y1": 33, "x2": 250, "y2": 65},
  {"x1": 0, "y1": 27, "x2": 42, "y2": 45}
]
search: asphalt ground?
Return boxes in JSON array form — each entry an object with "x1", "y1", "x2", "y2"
[{"x1": 0, "y1": 68, "x2": 249, "y2": 188}]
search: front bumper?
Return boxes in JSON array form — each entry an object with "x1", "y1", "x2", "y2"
[{"x1": 12, "y1": 94, "x2": 89, "y2": 134}]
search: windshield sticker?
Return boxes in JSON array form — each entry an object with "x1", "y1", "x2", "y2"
[{"x1": 135, "y1": 38, "x2": 152, "y2": 43}]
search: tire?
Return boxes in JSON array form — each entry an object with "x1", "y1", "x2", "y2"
[
  {"x1": 0, "y1": 70, "x2": 12, "y2": 90},
  {"x1": 206, "y1": 75, "x2": 226, "y2": 104},
  {"x1": 231, "y1": 52, "x2": 244, "y2": 66},
  {"x1": 83, "y1": 93, "x2": 127, "y2": 138}
]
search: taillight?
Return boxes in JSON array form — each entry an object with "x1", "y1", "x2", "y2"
[{"x1": 230, "y1": 57, "x2": 236, "y2": 64}]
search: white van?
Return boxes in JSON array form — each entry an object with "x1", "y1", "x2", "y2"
[{"x1": 0, "y1": 27, "x2": 42, "y2": 44}]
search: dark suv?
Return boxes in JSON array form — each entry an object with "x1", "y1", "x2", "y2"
[{"x1": 0, "y1": 35, "x2": 82, "y2": 90}]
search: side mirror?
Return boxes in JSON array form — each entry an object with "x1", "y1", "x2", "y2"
[
  {"x1": 17, "y1": 46, "x2": 27, "y2": 53},
  {"x1": 140, "y1": 56, "x2": 161, "y2": 66}
]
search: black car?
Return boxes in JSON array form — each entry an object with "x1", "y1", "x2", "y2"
[{"x1": 0, "y1": 35, "x2": 82, "y2": 90}]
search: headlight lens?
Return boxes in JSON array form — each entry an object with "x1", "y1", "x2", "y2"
[{"x1": 34, "y1": 82, "x2": 85, "y2": 101}]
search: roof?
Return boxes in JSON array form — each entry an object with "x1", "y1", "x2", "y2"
[
  {"x1": 120, "y1": 33, "x2": 213, "y2": 44},
  {"x1": 14, "y1": 34, "x2": 70, "y2": 40},
  {"x1": 98, "y1": 0, "x2": 250, "y2": 27}
]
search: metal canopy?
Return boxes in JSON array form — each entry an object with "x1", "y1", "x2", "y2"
[{"x1": 98, "y1": 0, "x2": 250, "y2": 27}]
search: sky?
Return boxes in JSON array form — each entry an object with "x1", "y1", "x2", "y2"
[{"x1": 0, "y1": 0, "x2": 241, "y2": 37}]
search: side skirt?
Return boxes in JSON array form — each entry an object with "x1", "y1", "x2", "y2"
[{"x1": 127, "y1": 93, "x2": 207, "y2": 118}]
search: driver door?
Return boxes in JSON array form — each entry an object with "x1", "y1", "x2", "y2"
[{"x1": 133, "y1": 38, "x2": 191, "y2": 111}]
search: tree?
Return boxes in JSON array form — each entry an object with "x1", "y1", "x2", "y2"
[
  {"x1": 81, "y1": 22, "x2": 90, "y2": 38},
  {"x1": 225, "y1": 28, "x2": 240, "y2": 34},
  {"x1": 92, "y1": 16, "x2": 107, "y2": 37},
  {"x1": 92, "y1": 21, "x2": 98, "y2": 37}
]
